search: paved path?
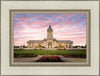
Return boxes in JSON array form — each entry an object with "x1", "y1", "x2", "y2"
[{"x1": 14, "y1": 55, "x2": 86, "y2": 62}]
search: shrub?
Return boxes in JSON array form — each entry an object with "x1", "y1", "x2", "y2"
[{"x1": 63, "y1": 54, "x2": 86, "y2": 58}]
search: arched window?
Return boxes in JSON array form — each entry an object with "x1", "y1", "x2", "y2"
[
  {"x1": 59, "y1": 43, "x2": 61, "y2": 47},
  {"x1": 66, "y1": 45, "x2": 68, "y2": 48},
  {"x1": 38, "y1": 44, "x2": 41, "y2": 47},
  {"x1": 69, "y1": 44, "x2": 72, "y2": 48},
  {"x1": 48, "y1": 42, "x2": 52, "y2": 48}
]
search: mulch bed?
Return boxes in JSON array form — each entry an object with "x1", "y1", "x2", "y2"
[
  {"x1": 14, "y1": 54, "x2": 38, "y2": 58},
  {"x1": 63, "y1": 55, "x2": 86, "y2": 58}
]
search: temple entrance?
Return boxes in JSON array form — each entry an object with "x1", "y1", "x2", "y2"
[{"x1": 48, "y1": 42, "x2": 52, "y2": 48}]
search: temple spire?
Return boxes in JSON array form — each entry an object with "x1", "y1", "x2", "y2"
[
  {"x1": 47, "y1": 25, "x2": 53, "y2": 32},
  {"x1": 47, "y1": 25, "x2": 53, "y2": 38},
  {"x1": 49, "y1": 25, "x2": 51, "y2": 28}
]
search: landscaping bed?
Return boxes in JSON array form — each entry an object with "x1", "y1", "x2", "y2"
[
  {"x1": 14, "y1": 54, "x2": 37, "y2": 58},
  {"x1": 63, "y1": 54, "x2": 86, "y2": 58},
  {"x1": 36, "y1": 55, "x2": 64, "y2": 62}
]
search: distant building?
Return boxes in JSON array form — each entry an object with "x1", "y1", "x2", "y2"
[{"x1": 27, "y1": 25, "x2": 73, "y2": 49}]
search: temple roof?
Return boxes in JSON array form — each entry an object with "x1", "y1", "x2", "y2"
[
  {"x1": 43, "y1": 38, "x2": 57, "y2": 41},
  {"x1": 47, "y1": 25, "x2": 53, "y2": 32},
  {"x1": 27, "y1": 40, "x2": 43, "y2": 43},
  {"x1": 27, "y1": 39, "x2": 73, "y2": 44},
  {"x1": 57, "y1": 40, "x2": 73, "y2": 43}
]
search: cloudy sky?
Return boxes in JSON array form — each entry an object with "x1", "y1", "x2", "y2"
[{"x1": 14, "y1": 13, "x2": 86, "y2": 46}]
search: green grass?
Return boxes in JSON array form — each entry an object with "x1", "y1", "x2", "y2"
[{"x1": 14, "y1": 49, "x2": 86, "y2": 55}]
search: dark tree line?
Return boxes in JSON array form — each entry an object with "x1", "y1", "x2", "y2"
[{"x1": 14, "y1": 45, "x2": 27, "y2": 48}]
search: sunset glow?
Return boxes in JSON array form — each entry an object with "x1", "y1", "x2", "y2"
[{"x1": 14, "y1": 14, "x2": 86, "y2": 46}]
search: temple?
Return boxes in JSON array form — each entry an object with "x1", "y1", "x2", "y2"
[{"x1": 27, "y1": 25, "x2": 73, "y2": 49}]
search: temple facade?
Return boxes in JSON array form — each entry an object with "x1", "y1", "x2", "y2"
[{"x1": 27, "y1": 25, "x2": 73, "y2": 49}]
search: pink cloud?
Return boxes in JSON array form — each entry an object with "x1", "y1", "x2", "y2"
[{"x1": 14, "y1": 14, "x2": 86, "y2": 46}]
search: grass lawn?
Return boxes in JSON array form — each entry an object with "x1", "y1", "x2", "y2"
[{"x1": 14, "y1": 49, "x2": 86, "y2": 56}]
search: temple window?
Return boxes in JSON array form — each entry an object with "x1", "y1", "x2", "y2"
[
  {"x1": 59, "y1": 43, "x2": 62, "y2": 47},
  {"x1": 39, "y1": 44, "x2": 41, "y2": 47}
]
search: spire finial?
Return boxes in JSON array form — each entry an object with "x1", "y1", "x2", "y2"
[
  {"x1": 49, "y1": 25, "x2": 51, "y2": 28},
  {"x1": 47, "y1": 25, "x2": 53, "y2": 32}
]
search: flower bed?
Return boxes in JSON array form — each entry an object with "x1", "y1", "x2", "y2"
[
  {"x1": 36, "y1": 55, "x2": 64, "y2": 62},
  {"x1": 14, "y1": 51, "x2": 38, "y2": 58}
]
